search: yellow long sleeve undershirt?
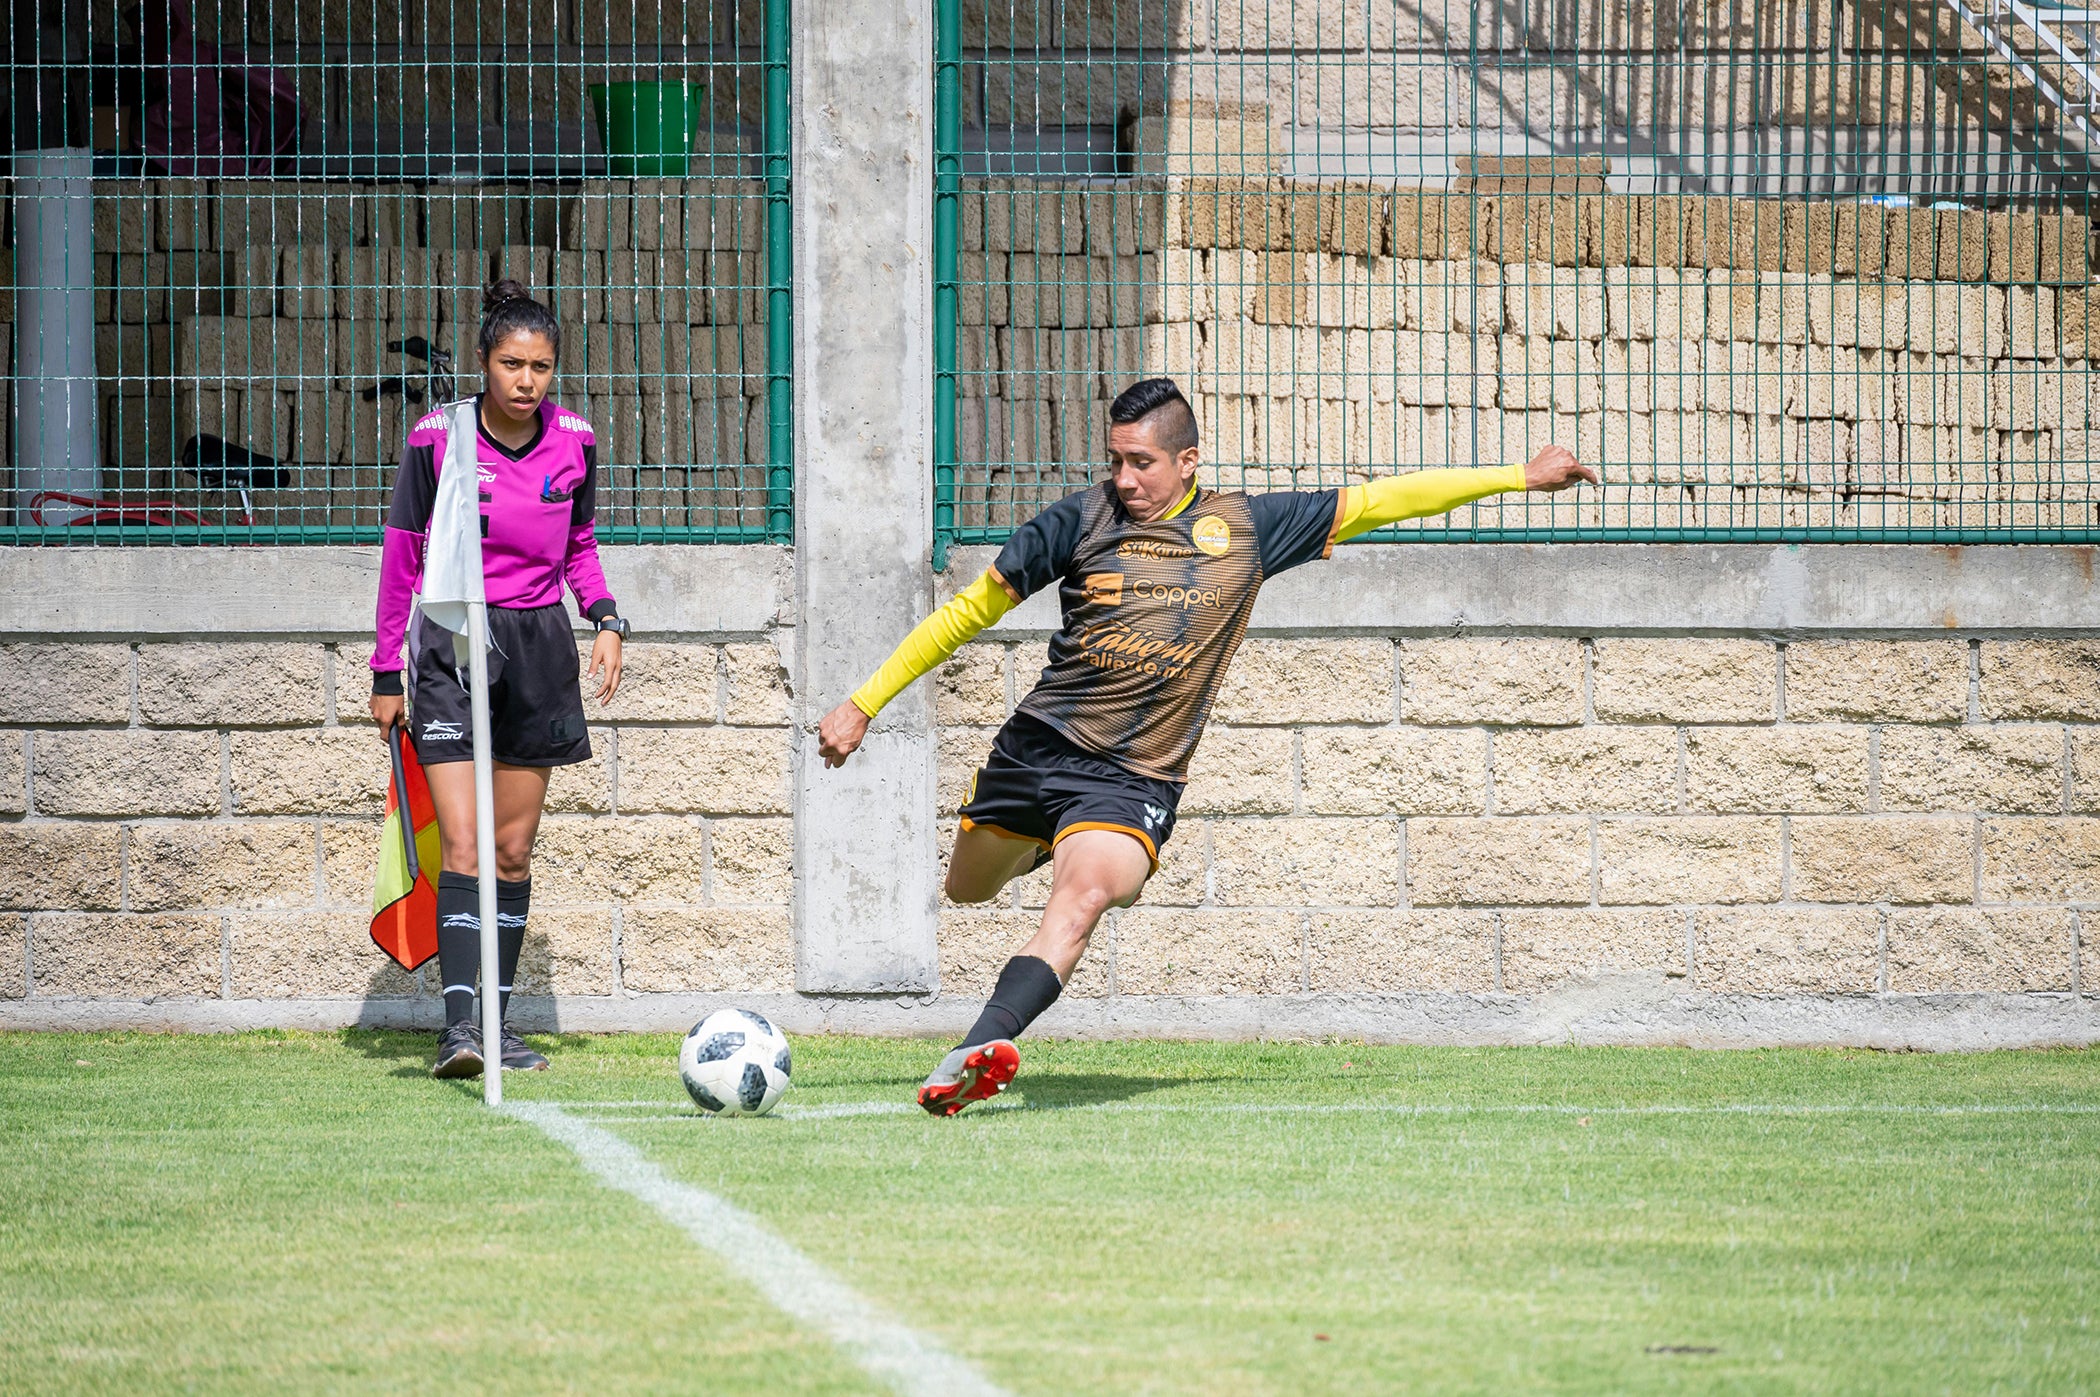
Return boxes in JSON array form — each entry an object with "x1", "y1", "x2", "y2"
[
  {"x1": 1332, "y1": 462, "x2": 1528, "y2": 543},
  {"x1": 850, "y1": 571, "x2": 1017, "y2": 717},
  {"x1": 848, "y1": 468, "x2": 1524, "y2": 718}
]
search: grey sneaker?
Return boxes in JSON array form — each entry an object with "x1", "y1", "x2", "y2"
[
  {"x1": 498, "y1": 1024, "x2": 549, "y2": 1071},
  {"x1": 432, "y1": 1020, "x2": 484, "y2": 1079},
  {"x1": 916, "y1": 1039, "x2": 1020, "y2": 1117}
]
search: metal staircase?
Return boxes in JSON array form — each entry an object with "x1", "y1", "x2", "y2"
[{"x1": 1943, "y1": 0, "x2": 2100, "y2": 154}]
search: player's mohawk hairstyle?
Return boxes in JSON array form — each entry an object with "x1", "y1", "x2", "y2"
[{"x1": 1109, "y1": 377, "x2": 1199, "y2": 453}]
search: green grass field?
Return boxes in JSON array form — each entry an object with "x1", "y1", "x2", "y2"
[{"x1": 3, "y1": 1031, "x2": 2096, "y2": 1394}]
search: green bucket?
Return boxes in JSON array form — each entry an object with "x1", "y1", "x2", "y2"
[{"x1": 589, "y1": 81, "x2": 707, "y2": 177}]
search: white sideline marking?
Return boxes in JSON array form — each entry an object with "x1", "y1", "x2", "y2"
[
  {"x1": 580, "y1": 1098, "x2": 2100, "y2": 1123},
  {"x1": 780, "y1": 1100, "x2": 922, "y2": 1121},
  {"x1": 1079, "y1": 1101, "x2": 2100, "y2": 1119},
  {"x1": 507, "y1": 1102, "x2": 1010, "y2": 1397},
  {"x1": 556, "y1": 1100, "x2": 923, "y2": 1122},
  {"x1": 563, "y1": 1099, "x2": 689, "y2": 1110}
]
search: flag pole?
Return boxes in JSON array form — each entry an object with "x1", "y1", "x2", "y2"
[{"x1": 468, "y1": 599, "x2": 502, "y2": 1107}]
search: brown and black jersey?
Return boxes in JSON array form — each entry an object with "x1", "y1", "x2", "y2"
[{"x1": 990, "y1": 482, "x2": 1343, "y2": 782}]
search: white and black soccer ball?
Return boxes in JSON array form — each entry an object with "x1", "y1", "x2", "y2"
[{"x1": 679, "y1": 1008, "x2": 792, "y2": 1116}]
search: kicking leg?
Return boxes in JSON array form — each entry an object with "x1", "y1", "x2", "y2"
[
  {"x1": 1019, "y1": 828, "x2": 1153, "y2": 978},
  {"x1": 943, "y1": 822, "x2": 1048, "y2": 904},
  {"x1": 920, "y1": 828, "x2": 1152, "y2": 1116}
]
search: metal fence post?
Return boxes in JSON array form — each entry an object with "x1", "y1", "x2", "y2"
[
  {"x1": 765, "y1": 0, "x2": 795, "y2": 544},
  {"x1": 932, "y1": 0, "x2": 962, "y2": 572}
]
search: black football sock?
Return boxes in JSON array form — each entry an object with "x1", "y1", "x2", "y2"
[
  {"x1": 959, "y1": 955, "x2": 1064, "y2": 1048},
  {"x1": 435, "y1": 871, "x2": 482, "y2": 1027},
  {"x1": 496, "y1": 877, "x2": 530, "y2": 1021}
]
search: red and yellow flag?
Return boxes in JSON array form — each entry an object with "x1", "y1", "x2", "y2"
[{"x1": 371, "y1": 728, "x2": 442, "y2": 970}]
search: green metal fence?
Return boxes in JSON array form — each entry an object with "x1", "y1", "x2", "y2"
[
  {"x1": 932, "y1": 0, "x2": 2100, "y2": 563},
  {"x1": 4, "y1": 0, "x2": 791, "y2": 545}
]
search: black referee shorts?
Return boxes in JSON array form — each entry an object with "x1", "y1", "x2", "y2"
[
  {"x1": 408, "y1": 603, "x2": 591, "y2": 768},
  {"x1": 958, "y1": 714, "x2": 1181, "y2": 872}
]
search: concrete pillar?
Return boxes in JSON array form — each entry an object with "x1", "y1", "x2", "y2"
[{"x1": 789, "y1": 0, "x2": 940, "y2": 991}]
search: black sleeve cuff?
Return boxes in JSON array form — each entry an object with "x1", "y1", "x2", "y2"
[
  {"x1": 371, "y1": 669, "x2": 405, "y2": 697},
  {"x1": 584, "y1": 598, "x2": 619, "y2": 623}
]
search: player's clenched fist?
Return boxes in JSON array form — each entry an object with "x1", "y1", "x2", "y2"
[
  {"x1": 818, "y1": 699, "x2": 870, "y2": 768},
  {"x1": 1523, "y1": 443, "x2": 1596, "y2": 493}
]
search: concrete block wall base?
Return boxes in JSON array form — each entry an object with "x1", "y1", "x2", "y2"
[{"x1": 9, "y1": 983, "x2": 2097, "y2": 1052}]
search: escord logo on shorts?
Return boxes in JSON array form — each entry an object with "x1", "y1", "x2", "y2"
[
  {"x1": 1142, "y1": 803, "x2": 1167, "y2": 831},
  {"x1": 1082, "y1": 572, "x2": 1125, "y2": 606},
  {"x1": 1192, "y1": 515, "x2": 1231, "y2": 557},
  {"x1": 421, "y1": 720, "x2": 464, "y2": 741}
]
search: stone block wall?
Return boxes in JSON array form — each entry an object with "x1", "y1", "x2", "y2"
[
  {"x1": 0, "y1": 633, "x2": 794, "y2": 1007},
  {"x1": 954, "y1": 179, "x2": 2100, "y2": 534},
  {"x1": 1, "y1": 545, "x2": 2096, "y2": 1045},
  {"x1": 81, "y1": 178, "x2": 774, "y2": 532},
  {"x1": 933, "y1": 633, "x2": 2091, "y2": 1001}
]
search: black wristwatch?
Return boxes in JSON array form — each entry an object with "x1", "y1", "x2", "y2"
[{"x1": 596, "y1": 615, "x2": 631, "y2": 638}]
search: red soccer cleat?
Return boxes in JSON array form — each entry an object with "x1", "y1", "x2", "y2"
[{"x1": 916, "y1": 1039, "x2": 1020, "y2": 1117}]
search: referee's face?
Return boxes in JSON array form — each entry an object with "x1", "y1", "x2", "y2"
[
  {"x1": 1107, "y1": 417, "x2": 1201, "y2": 523},
  {"x1": 481, "y1": 330, "x2": 558, "y2": 427}
]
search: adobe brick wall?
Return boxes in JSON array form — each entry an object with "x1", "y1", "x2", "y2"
[
  {"x1": 952, "y1": 177, "x2": 2097, "y2": 532},
  {"x1": 81, "y1": 178, "x2": 773, "y2": 525}
]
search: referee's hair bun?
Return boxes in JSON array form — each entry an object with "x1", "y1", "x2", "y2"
[
  {"x1": 477, "y1": 276, "x2": 561, "y2": 361},
  {"x1": 483, "y1": 278, "x2": 531, "y2": 314}
]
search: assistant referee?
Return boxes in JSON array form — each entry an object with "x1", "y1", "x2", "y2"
[{"x1": 369, "y1": 279, "x2": 631, "y2": 1079}]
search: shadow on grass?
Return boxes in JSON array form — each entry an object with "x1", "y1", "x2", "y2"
[
  {"x1": 342, "y1": 1028, "x2": 435, "y2": 1078},
  {"x1": 1010, "y1": 1072, "x2": 1185, "y2": 1110}
]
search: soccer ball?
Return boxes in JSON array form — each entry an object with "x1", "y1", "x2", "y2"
[{"x1": 679, "y1": 1008, "x2": 792, "y2": 1116}]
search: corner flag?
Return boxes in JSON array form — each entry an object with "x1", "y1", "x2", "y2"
[
  {"x1": 370, "y1": 726, "x2": 440, "y2": 970},
  {"x1": 418, "y1": 399, "x2": 487, "y2": 656},
  {"x1": 419, "y1": 397, "x2": 506, "y2": 1106}
]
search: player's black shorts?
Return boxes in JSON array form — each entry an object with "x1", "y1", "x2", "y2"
[
  {"x1": 958, "y1": 713, "x2": 1181, "y2": 872},
  {"x1": 408, "y1": 603, "x2": 591, "y2": 768}
]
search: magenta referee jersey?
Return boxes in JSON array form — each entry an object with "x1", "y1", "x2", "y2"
[{"x1": 370, "y1": 395, "x2": 615, "y2": 685}]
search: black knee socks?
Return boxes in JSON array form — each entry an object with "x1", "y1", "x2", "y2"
[
  {"x1": 436, "y1": 872, "x2": 480, "y2": 1026},
  {"x1": 434, "y1": 871, "x2": 530, "y2": 1027},
  {"x1": 959, "y1": 955, "x2": 1063, "y2": 1048},
  {"x1": 495, "y1": 876, "x2": 529, "y2": 1019}
]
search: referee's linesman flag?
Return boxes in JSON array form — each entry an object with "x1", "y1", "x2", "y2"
[{"x1": 370, "y1": 727, "x2": 440, "y2": 970}]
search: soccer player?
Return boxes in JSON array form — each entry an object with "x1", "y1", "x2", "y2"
[
  {"x1": 369, "y1": 279, "x2": 631, "y2": 1079},
  {"x1": 819, "y1": 378, "x2": 1594, "y2": 1115}
]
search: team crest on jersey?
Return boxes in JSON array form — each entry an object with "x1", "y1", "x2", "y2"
[{"x1": 1191, "y1": 515, "x2": 1231, "y2": 557}]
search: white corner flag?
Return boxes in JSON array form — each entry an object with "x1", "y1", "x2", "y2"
[{"x1": 420, "y1": 399, "x2": 506, "y2": 1106}]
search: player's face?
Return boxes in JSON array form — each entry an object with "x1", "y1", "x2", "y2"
[
  {"x1": 480, "y1": 331, "x2": 558, "y2": 425},
  {"x1": 1106, "y1": 418, "x2": 1201, "y2": 523}
]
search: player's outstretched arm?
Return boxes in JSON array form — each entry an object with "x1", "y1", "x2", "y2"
[
  {"x1": 818, "y1": 570, "x2": 1017, "y2": 768},
  {"x1": 1519, "y1": 443, "x2": 1594, "y2": 492},
  {"x1": 1332, "y1": 445, "x2": 1596, "y2": 542}
]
